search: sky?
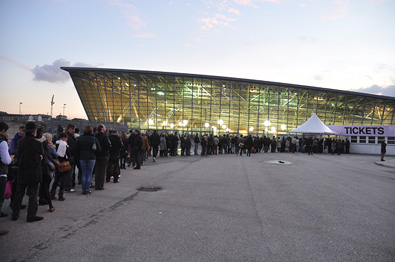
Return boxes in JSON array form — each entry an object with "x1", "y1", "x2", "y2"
[{"x1": 1, "y1": 0, "x2": 394, "y2": 119}]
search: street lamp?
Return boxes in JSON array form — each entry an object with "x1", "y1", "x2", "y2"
[
  {"x1": 19, "y1": 102, "x2": 22, "y2": 115},
  {"x1": 63, "y1": 104, "x2": 66, "y2": 116}
]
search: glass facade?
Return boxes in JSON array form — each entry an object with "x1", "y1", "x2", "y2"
[{"x1": 63, "y1": 67, "x2": 395, "y2": 135}]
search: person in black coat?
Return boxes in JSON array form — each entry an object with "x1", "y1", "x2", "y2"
[
  {"x1": 107, "y1": 130, "x2": 122, "y2": 182},
  {"x1": 12, "y1": 122, "x2": 44, "y2": 222},
  {"x1": 75, "y1": 126, "x2": 101, "y2": 194},
  {"x1": 94, "y1": 124, "x2": 110, "y2": 190},
  {"x1": 127, "y1": 130, "x2": 136, "y2": 167},
  {"x1": 194, "y1": 133, "x2": 200, "y2": 155},
  {"x1": 133, "y1": 129, "x2": 143, "y2": 169},
  {"x1": 150, "y1": 130, "x2": 160, "y2": 161}
]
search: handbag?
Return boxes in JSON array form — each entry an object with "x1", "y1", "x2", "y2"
[
  {"x1": 59, "y1": 161, "x2": 71, "y2": 172},
  {"x1": 92, "y1": 142, "x2": 97, "y2": 151},
  {"x1": 5, "y1": 181, "x2": 13, "y2": 199}
]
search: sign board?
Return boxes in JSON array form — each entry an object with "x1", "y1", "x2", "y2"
[{"x1": 328, "y1": 125, "x2": 395, "y2": 137}]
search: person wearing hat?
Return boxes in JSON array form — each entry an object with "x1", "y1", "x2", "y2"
[{"x1": 12, "y1": 121, "x2": 45, "y2": 222}]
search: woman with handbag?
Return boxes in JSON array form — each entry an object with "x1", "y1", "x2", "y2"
[
  {"x1": 75, "y1": 126, "x2": 101, "y2": 195},
  {"x1": 50, "y1": 133, "x2": 70, "y2": 201}
]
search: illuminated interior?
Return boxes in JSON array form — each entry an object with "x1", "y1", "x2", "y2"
[{"x1": 62, "y1": 67, "x2": 395, "y2": 135}]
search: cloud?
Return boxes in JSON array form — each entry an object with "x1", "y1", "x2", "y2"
[
  {"x1": 233, "y1": 0, "x2": 280, "y2": 7},
  {"x1": 198, "y1": 13, "x2": 236, "y2": 30},
  {"x1": 108, "y1": 0, "x2": 156, "y2": 38},
  {"x1": 352, "y1": 85, "x2": 395, "y2": 97},
  {"x1": 369, "y1": 0, "x2": 388, "y2": 4},
  {"x1": 228, "y1": 7, "x2": 241, "y2": 15},
  {"x1": 322, "y1": 0, "x2": 350, "y2": 21},
  {"x1": 298, "y1": 36, "x2": 318, "y2": 42},
  {"x1": 32, "y1": 59, "x2": 99, "y2": 83},
  {"x1": 234, "y1": 0, "x2": 258, "y2": 7},
  {"x1": 0, "y1": 54, "x2": 33, "y2": 72},
  {"x1": 314, "y1": 75, "x2": 324, "y2": 81}
]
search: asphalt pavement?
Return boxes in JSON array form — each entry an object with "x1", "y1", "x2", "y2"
[{"x1": 0, "y1": 152, "x2": 394, "y2": 262}]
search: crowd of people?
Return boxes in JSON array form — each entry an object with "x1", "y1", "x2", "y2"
[{"x1": 0, "y1": 121, "x2": 353, "y2": 235}]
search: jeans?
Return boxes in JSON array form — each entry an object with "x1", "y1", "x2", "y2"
[
  {"x1": 194, "y1": 143, "x2": 199, "y2": 155},
  {"x1": 80, "y1": 159, "x2": 96, "y2": 192}
]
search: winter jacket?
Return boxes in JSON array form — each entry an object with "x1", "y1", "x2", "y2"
[
  {"x1": 109, "y1": 134, "x2": 122, "y2": 156},
  {"x1": 9, "y1": 132, "x2": 24, "y2": 155},
  {"x1": 16, "y1": 134, "x2": 44, "y2": 184},
  {"x1": 95, "y1": 131, "x2": 111, "y2": 157},
  {"x1": 76, "y1": 134, "x2": 101, "y2": 160},
  {"x1": 150, "y1": 132, "x2": 160, "y2": 146}
]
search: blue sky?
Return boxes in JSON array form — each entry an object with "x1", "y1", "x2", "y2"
[{"x1": 1, "y1": 0, "x2": 394, "y2": 119}]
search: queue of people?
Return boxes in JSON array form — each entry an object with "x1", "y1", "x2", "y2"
[{"x1": 0, "y1": 121, "x2": 355, "y2": 235}]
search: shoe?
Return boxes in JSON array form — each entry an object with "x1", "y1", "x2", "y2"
[
  {"x1": 49, "y1": 207, "x2": 55, "y2": 212},
  {"x1": 153, "y1": 157, "x2": 156, "y2": 162},
  {"x1": 90, "y1": 184, "x2": 95, "y2": 188},
  {"x1": 381, "y1": 159, "x2": 385, "y2": 161},
  {"x1": 27, "y1": 216, "x2": 44, "y2": 222},
  {"x1": 82, "y1": 191, "x2": 88, "y2": 195},
  {"x1": 51, "y1": 196, "x2": 57, "y2": 200},
  {"x1": 113, "y1": 180, "x2": 119, "y2": 183},
  {"x1": 11, "y1": 215, "x2": 18, "y2": 221},
  {"x1": 66, "y1": 189, "x2": 75, "y2": 193},
  {"x1": 0, "y1": 212, "x2": 7, "y2": 218},
  {"x1": 87, "y1": 190, "x2": 92, "y2": 194},
  {"x1": 58, "y1": 196, "x2": 65, "y2": 201},
  {"x1": 0, "y1": 229, "x2": 9, "y2": 236}
]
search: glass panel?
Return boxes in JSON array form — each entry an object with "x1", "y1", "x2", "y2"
[
  {"x1": 351, "y1": 136, "x2": 358, "y2": 143},
  {"x1": 388, "y1": 137, "x2": 395, "y2": 145},
  {"x1": 334, "y1": 94, "x2": 346, "y2": 125},
  {"x1": 361, "y1": 98, "x2": 376, "y2": 125},
  {"x1": 316, "y1": 92, "x2": 327, "y2": 124},
  {"x1": 359, "y1": 136, "x2": 366, "y2": 143},
  {"x1": 368, "y1": 136, "x2": 376, "y2": 144}
]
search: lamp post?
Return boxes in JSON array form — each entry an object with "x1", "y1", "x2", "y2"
[
  {"x1": 63, "y1": 104, "x2": 66, "y2": 118},
  {"x1": 19, "y1": 102, "x2": 22, "y2": 115}
]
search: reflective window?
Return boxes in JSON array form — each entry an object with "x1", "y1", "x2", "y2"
[{"x1": 67, "y1": 69, "x2": 395, "y2": 135}]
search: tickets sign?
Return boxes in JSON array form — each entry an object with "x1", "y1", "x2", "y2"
[{"x1": 328, "y1": 125, "x2": 395, "y2": 137}]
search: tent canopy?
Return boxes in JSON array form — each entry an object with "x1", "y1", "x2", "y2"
[{"x1": 288, "y1": 113, "x2": 338, "y2": 135}]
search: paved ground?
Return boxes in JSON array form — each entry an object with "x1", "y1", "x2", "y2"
[{"x1": 0, "y1": 152, "x2": 394, "y2": 262}]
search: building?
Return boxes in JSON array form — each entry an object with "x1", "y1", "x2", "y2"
[{"x1": 62, "y1": 67, "x2": 395, "y2": 154}]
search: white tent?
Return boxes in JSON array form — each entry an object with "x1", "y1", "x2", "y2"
[{"x1": 288, "y1": 113, "x2": 338, "y2": 135}]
